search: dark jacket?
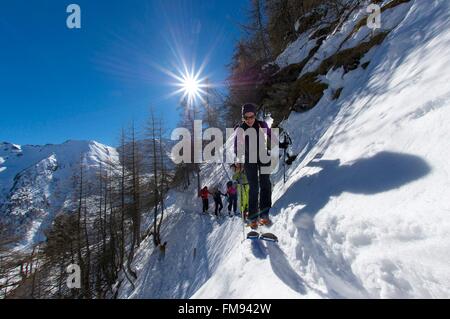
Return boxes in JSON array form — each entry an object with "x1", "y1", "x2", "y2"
[
  {"x1": 234, "y1": 120, "x2": 272, "y2": 163},
  {"x1": 212, "y1": 189, "x2": 226, "y2": 201}
]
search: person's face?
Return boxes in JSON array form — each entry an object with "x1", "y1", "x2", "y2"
[{"x1": 243, "y1": 112, "x2": 256, "y2": 127}]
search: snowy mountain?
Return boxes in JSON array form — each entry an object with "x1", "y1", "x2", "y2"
[
  {"x1": 0, "y1": 136, "x2": 178, "y2": 252},
  {"x1": 0, "y1": 140, "x2": 120, "y2": 249},
  {"x1": 119, "y1": 0, "x2": 450, "y2": 299}
]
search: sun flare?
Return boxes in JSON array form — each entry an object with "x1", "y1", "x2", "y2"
[{"x1": 181, "y1": 73, "x2": 201, "y2": 100}]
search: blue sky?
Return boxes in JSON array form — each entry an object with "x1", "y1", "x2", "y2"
[{"x1": 0, "y1": 0, "x2": 247, "y2": 146}]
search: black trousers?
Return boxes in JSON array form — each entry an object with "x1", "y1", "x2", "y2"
[
  {"x1": 228, "y1": 194, "x2": 237, "y2": 213},
  {"x1": 244, "y1": 163, "x2": 272, "y2": 221},
  {"x1": 202, "y1": 199, "x2": 209, "y2": 213},
  {"x1": 214, "y1": 199, "x2": 223, "y2": 215}
]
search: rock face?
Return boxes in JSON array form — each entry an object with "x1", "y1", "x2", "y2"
[{"x1": 258, "y1": 0, "x2": 412, "y2": 124}]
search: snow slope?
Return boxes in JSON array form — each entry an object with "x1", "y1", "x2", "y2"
[{"x1": 122, "y1": 0, "x2": 450, "y2": 299}]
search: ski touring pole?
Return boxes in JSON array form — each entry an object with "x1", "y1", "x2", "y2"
[
  {"x1": 283, "y1": 147, "x2": 286, "y2": 184},
  {"x1": 239, "y1": 181, "x2": 246, "y2": 242},
  {"x1": 221, "y1": 161, "x2": 232, "y2": 181}
]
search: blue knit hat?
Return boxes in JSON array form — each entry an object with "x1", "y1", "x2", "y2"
[{"x1": 241, "y1": 103, "x2": 257, "y2": 117}]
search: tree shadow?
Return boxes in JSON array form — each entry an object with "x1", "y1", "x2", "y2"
[{"x1": 271, "y1": 151, "x2": 431, "y2": 297}]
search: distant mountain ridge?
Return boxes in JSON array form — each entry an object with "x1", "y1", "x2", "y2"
[
  {"x1": 0, "y1": 140, "x2": 120, "y2": 248},
  {"x1": 0, "y1": 138, "x2": 176, "y2": 249}
]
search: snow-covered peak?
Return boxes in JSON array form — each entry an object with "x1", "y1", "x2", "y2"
[
  {"x1": 0, "y1": 140, "x2": 120, "y2": 249},
  {"x1": 1, "y1": 140, "x2": 113, "y2": 189},
  {"x1": 1, "y1": 141, "x2": 22, "y2": 153}
]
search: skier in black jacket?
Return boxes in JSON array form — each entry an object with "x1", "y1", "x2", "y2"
[
  {"x1": 211, "y1": 186, "x2": 226, "y2": 217},
  {"x1": 234, "y1": 103, "x2": 275, "y2": 230}
]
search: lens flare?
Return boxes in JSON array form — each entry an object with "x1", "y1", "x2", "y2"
[
  {"x1": 176, "y1": 69, "x2": 207, "y2": 106},
  {"x1": 155, "y1": 58, "x2": 210, "y2": 108}
]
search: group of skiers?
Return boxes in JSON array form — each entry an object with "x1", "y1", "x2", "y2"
[
  {"x1": 198, "y1": 103, "x2": 277, "y2": 230},
  {"x1": 199, "y1": 163, "x2": 249, "y2": 218}
]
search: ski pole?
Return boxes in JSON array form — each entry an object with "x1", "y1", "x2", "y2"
[
  {"x1": 240, "y1": 182, "x2": 246, "y2": 242},
  {"x1": 283, "y1": 147, "x2": 286, "y2": 184},
  {"x1": 221, "y1": 161, "x2": 232, "y2": 181},
  {"x1": 283, "y1": 133, "x2": 287, "y2": 184}
]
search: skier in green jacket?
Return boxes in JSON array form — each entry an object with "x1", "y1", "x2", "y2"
[{"x1": 231, "y1": 163, "x2": 249, "y2": 220}]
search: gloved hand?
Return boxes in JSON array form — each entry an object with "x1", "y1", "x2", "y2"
[{"x1": 279, "y1": 141, "x2": 290, "y2": 149}]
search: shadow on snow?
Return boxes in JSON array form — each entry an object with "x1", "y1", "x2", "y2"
[{"x1": 271, "y1": 151, "x2": 431, "y2": 297}]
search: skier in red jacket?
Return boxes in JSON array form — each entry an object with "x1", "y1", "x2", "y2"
[{"x1": 199, "y1": 186, "x2": 212, "y2": 214}]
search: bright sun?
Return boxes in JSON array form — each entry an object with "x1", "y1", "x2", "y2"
[
  {"x1": 175, "y1": 69, "x2": 207, "y2": 106},
  {"x1": 157, "y1": 56, "x2": 210, "y2": 107},
  {"x1": 181, "y1": 73, "x2": 201, "y2": 98},
  {"x1": 160, "y1": 62, "x2": 208, "y2": 107}
]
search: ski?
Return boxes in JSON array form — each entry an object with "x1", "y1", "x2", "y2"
[{"x1": 246, "y1": 231, "x2": 278, "y2": 243}]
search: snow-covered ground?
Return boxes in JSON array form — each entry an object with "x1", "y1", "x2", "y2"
[{"x1": 120, "y1": 0, "x2": 450, "y2": 299}]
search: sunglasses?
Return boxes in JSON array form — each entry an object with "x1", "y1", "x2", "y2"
[{"x1": 243, "y1": 115, "x2": 256, "y2": 120}]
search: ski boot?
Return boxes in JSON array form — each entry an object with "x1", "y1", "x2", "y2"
[{"x1": 259, "y1": 217, "x2": 273, "y2": 227}]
